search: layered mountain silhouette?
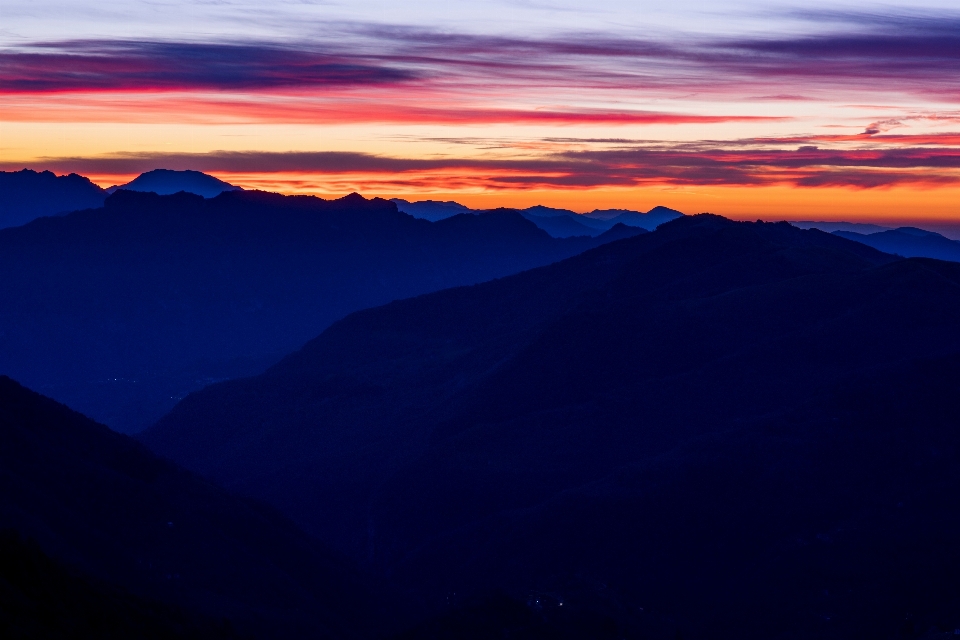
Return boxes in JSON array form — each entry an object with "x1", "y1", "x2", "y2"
[
  {"x1": 834, "y1": 226, "x2": 960, "y2": 262},
  {"x1": 392, "y1": 199, "x2": 683, "y2": 237},
  {"x1": 790, "y1": 220, "x2": 893, "y2": 235},
  {"x1": 0, "y1": 169, "x2": 107, "y2": 229},
  {"x1": 107, "y1": 169, "x2": 241, "y2": 198},
  {"x1": 0, "y1": 189, "x2": 641, "y2": 433},
  {"x1": 0, "y1": 376, "x2": 375, "y2": 639},
  {"x1": 143, "y1": 215, "x2": 960, "y2": 637},
  {"x1": 389, "y1": 199, "x2": 472, "y2": 221}
]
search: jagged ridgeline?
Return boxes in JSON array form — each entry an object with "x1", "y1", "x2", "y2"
[{"x1": 0, "y1": 188, "x2": 642, "y2": 433}]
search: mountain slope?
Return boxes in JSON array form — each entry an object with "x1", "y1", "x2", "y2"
[
  {"x1": 0, "y1": 169, "x2": 107, "y2": 229},
  {"x1": 108, "y1": 169, "x2": 241, "y2": 198},
  {"x1": 835, "y1": 226, "x2": 960, "y2": 262},
  {"x1": 143, "y1": 215, "x2": 960, "y2": 635},
  {"x1": 519, "y1": 210, "x2": 599, "y2": 237},
  {"x1": 0, "y1": 190, "x2": 610, "y2": 433},
  {"x1": 0, "y1": 376, "x2": 375, "y2": 639},
  {"x1": 390, "y1": 199, "x2": 472, "y2": 221}
]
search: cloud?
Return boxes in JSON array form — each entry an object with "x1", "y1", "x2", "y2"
[
  {"x1": 10, "y1": 135, "x2": 959, "y2": 191},
  {"x1": 3, "y1": 11, "x2": 958, "y2": 100},
  {"x1": 0, "y1": 40, "x2": 416, "y2": 93}
]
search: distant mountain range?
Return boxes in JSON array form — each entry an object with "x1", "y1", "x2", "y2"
[
  {"x1": 0, "y1": 189, "x2": 642, "y2": 433},
  {"x1": 834, "y1": 226, "x2": 960, "y2": 262},
  {"x1": 392, "y1": 198, "x2": 684, "y2": 237},
  {"x1": 0, "y1": 375, "x2": 375, "y2": 639},
  {"x1": 107, "y1": 169, "x2": 241, "y2": 198},
  {"x1": 789, "y1": 220, "x2": 894, "y2": 235},
  {"x1": 142, "y1": 215, "x2": 960, "y2": 636},
  {"x1": 0, "y1": 169, "x2": 107, "y2": 229}
]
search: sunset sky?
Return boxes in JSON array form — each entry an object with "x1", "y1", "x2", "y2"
[{"x1": 1, "y1": 0, "x2": 958, "y2": 223}]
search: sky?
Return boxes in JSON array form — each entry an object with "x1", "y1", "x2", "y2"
[{"x1": 1, "y1": 0, "x2": 959, "y2": 223}]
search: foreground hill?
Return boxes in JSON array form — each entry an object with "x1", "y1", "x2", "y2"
[
  {"x1": 0, "y1": 189, "x2": 632, "y2": 433},
  {"x1": 0, "y1": 169, "x2": 107, "y2": 229},
  {"x1": 143, "y1": 215, "x2": 960, "y2": 636},
  {"x1": 0, "y1": 376, "x2": 375, "y2": 639}
]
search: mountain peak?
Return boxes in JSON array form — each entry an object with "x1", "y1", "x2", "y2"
[{"x1": 108, "y1": 169, "x2": 240, "y2": 198}]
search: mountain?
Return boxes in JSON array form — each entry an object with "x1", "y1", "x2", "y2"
[
  {"x1": 0, "y1": 169, "x2": 107, "y2": 229},
  {"x1": 520, "y1": 205, "x2": 684, "y2": 236},
  {"x1": 790, "y1": 220, "x2": 893, "y2": 234},
  {"x1": 0, "y1": 190, "x2": 625, "y2": 433},
  {"x1": 0, "y1": 375, "x2": 375, "y2": 639},
  {"x1": 835, "y1": 227, "x2": 960, "y2": 262},
  {"x1": 391, "y1": 199, "x2": 473, "y2": 221},
  {"x1": 519, "y1": 210, "x2": 599, "y2": 238},
  {"x1": 142, "y1": 215, "x2": 960, "y2": 636},
  {"x1": 390, "y1": 200, "x2": 684, "y2": 237},
  {"x1": 108, "y1": 169, "x2": 241, "y2": 198},
  {"x1": 585, "y1": 205, "x2": 684, "y2": 229}
]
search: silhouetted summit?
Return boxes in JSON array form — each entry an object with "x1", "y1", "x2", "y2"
[
  {"x1": 0, "y1": 189, "x2": 630, "y2": 432},
  {"x1": 0, "y1": 169, "x2": 107, "y2": 229},
  {"x1": 143, "y1": 214, "x2": 960, "y2": 636},
  {"x1": 108, "y1": 169, "x2": 241, "y2": 197}
]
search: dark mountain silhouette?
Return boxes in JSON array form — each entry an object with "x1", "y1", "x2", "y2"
[
  {"x1": 391, "y1": 199, "x2": 473, "y2": 221},
  {"x1": 0, "y1": 530, "x2": 244, "y2": 639},
  {"x1": 0, "y1": 375, "x2": 376, "y2": 639},
  {"x1": 0, "y1": 190, "x2": 628, "y2": 433},
  {"x1": 108, "y1": 169, "x2": 241, "y2": 198},
  {"x1": 143, "y1": 215, "x2": 960, "y2": 637},
  {"x1": 835, "y1": 226, "x2": 960, "y2": 262},
  {"x1": 0, "y1": 169, "x2": 107, "y2": 229}
]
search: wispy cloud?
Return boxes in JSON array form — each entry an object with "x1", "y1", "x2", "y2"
[
  {"x1": 3, "y1": 11, "x2": 958, "y2": 100},
  {"x1": 0, "y1": 40, "x2": 416, "y2": 93},
  {"x1": 10, "y1": 133, "x2": 959, "y2": 190}
]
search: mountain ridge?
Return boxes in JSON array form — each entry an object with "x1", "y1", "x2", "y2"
[{"x1": 0, "y1": 189, "x2": 639, "y2": 433}]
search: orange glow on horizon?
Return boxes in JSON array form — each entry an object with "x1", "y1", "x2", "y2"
[{"x1": 82, "y1": 170, "x2": 960, "y2": 226}]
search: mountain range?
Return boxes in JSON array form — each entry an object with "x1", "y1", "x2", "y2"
[
  {"x1": 0, "y1": 188, "x2": 642, "y2": 433},
  {"x1": 142, "y1": 214, "x2": 960, "y2": 637},
  {"x1": 392, "y1": 199, "x2": 684, "y2": 238},
  {"x1": 833, "y1": 226, "x2": 960, "y2": 262},
  {"x1": 4, "y1": 168, "x2": 960, "y2": 637},
  {"x1": 0, "y1": 169, "x2": 107, "y2": 229}
]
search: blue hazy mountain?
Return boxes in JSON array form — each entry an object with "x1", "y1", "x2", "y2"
[
  {"x1": 790, "y1": 220, "x2": 894, "y2": 234},
  {"x1": 0, "y1": 190, "x2": 634, "y2": 433},
  {"x1": 108, "y1": 169, "x2": 241, "y2": 198},
  {"x1": 390, "y1": 198, "x2": 473, "y2": 221},
  {"x1": 142, "y1": 215, "x2": 960, "y2": 636},
  {"x1": 393, "y1": 198, "x2": 684, "y2": 237},
  {"x1": 0, "y1": 169, "x2": 107, "y2": 229},
  {"x1": 0, "y1": 375, "x2": 374, "y2": 639},
  {"x1": 519, "y1": 210, "x2": 598, "y2": 237},
  {"x1": 834, "y1": 226, "x2": 960, "y2": 262}
]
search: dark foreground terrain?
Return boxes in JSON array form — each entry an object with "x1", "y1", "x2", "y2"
[
  {"x1": 0, "y1": 376, "x2": 379, "y2": 639},
  {"x1": 141, "y1": 215, "x2": 960, "y2": 638}
]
